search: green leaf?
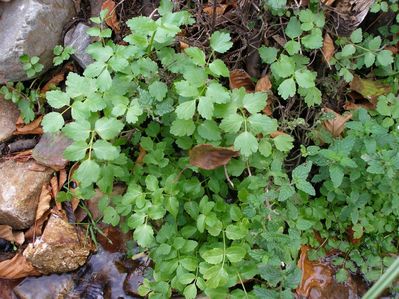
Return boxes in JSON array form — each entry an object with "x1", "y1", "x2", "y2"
[
  {"x1": 74, "y1": 159, "x2": 100, "y2": 187},
  {"x1": 271, "y1": 55, "x2": 295, "y2": 78},
  {"x1": 93, "y1": 140, "x2": 120, "y2": 160},
  {"x1": 206, "y1": 82, "x2": 230, "y2": 104},
  {"x1": 299, "y1": 86, "x2": 322, "y2": 107},
  {"x1": 46, "y1": 90, "x2": 70, "y2": 108},
  {"x1": 350, "y1": 28, "x2": 363, "y2": 43},
  {"x1": 126, "y1": 100, "x2": 143, "y2": 124},
  {"x1": 364, "y1": 52, "x2": 376, "y2": 68},
  {"x1": 329, "y1": 164, "x2": 344, "y2": 188},
  {"x1": 210, "y1": 31, "x2": 233, "y2": 53},
  {"x1": 225, "y1": 224, "x2": 247, "y2": 240},
  {"x1": 292, "y1": 162, "x2": 312, "y2": 181},
  {"x1": 170, "y1": 119, "x2": 196, "y2": 136},
  {"x1": 134, "y1": 224, "x2": 154, "y2": 248},
  {"x1": 234, "y1": 131, "x2": 258, "y2": 156},
  {"x1": 296, "y1": 180, "x2": 315, "y2": 195},
  {"x1": 198, "y1": 97, "x2": 214, "y2": 119},
  {"x1": 258, "y1": 139, "x2": 272, "y2": 157},
  {"x1": 42, "y1": 112, "x2": 64, "y2": 132},
  {"x1": 149, "y1": 81, "x2": 168, "y2": 101},
  {"x1": 95, "y1": 117, "x2": 124, "y2": 140},
  {"x1": 376, "y1": 50, "x2": 393, "y2": 66},
  {"x1": 296, "y1": 218, "x2": 314, "y2": 230},
  {"x1": 183, "y1": 284, "x2": 197, "y2": 299},
  {"x1": 248, "y1": 114, "x2": 278, "y2": 134},
  {"x1": 285, "y1": 17, "x2": 302, "y2": 38},
  {"x1": 278, "y1": 78, "x2": 296, "y2": 99},
  {"x1": 103, "y1": 206, "x2": 120, "y2": 226},
  {"x1": 185, "y1": 47, "x2": 206, "y2": 66},
  {"x1": 202, "y1": 248, "x2": 224, "y2": 264},
  {"x1": 175, "y1": 80, "x2": 200, "y2": 97},
  {"x1": 197, "y1": 120, "x2": 221, "y2": 141},
  {"x1": 176, "y1": 100, "x2": 197, "y2": 120},
  {"x1": 220, "y1": 113, "x2": 243, "y2": 133},
  {"x1": 127, "y1": 213, "x2": 145, "y2": 229},
  {"x1": 64, "y1": 141, "x2": 88, "y2": 161},
  {"x1": 259, "y1": 46, "x2": 278, "y2": 64},
  {"x1": 368, "y1": 36, "x2": 381, "y2": 50},
  {"x1": 243, "y1": 92, "x2": 267, "y2": 114},
  {"x1": 341, "y1": 44, "x2": 356, "y2": 57},
  {"x1": 225, "y1": 246, "x2": 246, "y2": 263},
  {"x1": 62, "y1": 120, "x2": 91, "y2": 141},
  {"x1": 295, "y1": 69, "x2": 316, "y2": 88},
  {"x1": 284, "y1": 40, "x2": 301, "y2": 55},
  {"x1": 209, "y1": 59, "x2": 230, "y2": 77},
  {"x1": 273, "y1": 134, "x2": 294, "y2": 152},
  {"x1": 301, "y1": 28, "x2": 323, "y2": 49},
  {"x1": 278, "y1": 184, "x2": 295, "y2": 201}
]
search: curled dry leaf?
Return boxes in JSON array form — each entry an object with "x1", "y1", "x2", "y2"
[
  {"x1": 296, "y1": 246, "x2": 334, "y2": 297},
  {"x1": 229, "y1": 69, "x2": 255, "y2": 92},
  {"x1": 136, "y1": 145, "x2": 147, "y2": 165},
  {"x1": 256, "y1": 76, "x2": 273, "y2": 116},
  {"x1": 50, "y1": 176, "x2": 59, "y2": 199},
  {"x1": 322, "y1": 33, "x2": 335, "y2": 64},
  {"x1": 14, "y1": 116, "x2": 43, "y2": 135},
  {"x1": 101, "y1": 0, "x2": 120, "y2": 33},
  {"x1": 0, "y1": 225, "x2": 24, "y2": 245},
  {"x1": 350, "y1": 76, "x2": 392, "y2": 103},
  {"x1": 189, "y1": 144, "x2": 240, "y2": 170},
  {"x1": 0, "y1": 253, "x2": 41, "y2": 279},
  {"x1": 322, "y1": 107, "x2": 352, "y2": 137},
  {"x1": 58, "y1": 169, "x2": 67, "y2": 190},
  {"x1": 35, "y1": 185, "x2": 52, "y2": 221},
  {"x1": 203, "y1": 4, "x2": 228, "y2": 16}
]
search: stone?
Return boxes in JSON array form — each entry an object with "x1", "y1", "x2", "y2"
[
  {"x1": 0, "y1": 96, "x2": 19, "y2": 143},
  {"x1": 64, "y1": 23, "x2": 94, "y2": 69},
  {"x1": 13, "y1": 273, "x2": 75, "y2": 299},
  {"x1": 23, "y1": 213, "x2": 92, "y2": 274},
  {"x1": 0, "y1": 160, "x2": 52, "y2": 229},
  {"x1": 0, "y1": 0, "x2": 76, "y2": 83},
  {"x1": 32, "y1": 132, "x2": 72, "y2": 171}
]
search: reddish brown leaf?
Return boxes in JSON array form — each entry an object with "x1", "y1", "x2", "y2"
[
  {"x1": 35, "y1": 185, "x2": 52, "y2": 221},
  {"x1": 179, "y1": 41, "x2": 189, "y2": 51},
  {"x1": 255, "y1": 75, "x2": 272, "y2": 92},
  {"x1": 322, "y1": 108, "x2": 352, "y2": 137},
  {"x1": 0, "y1": 253, "x2": 41, "y2": 279},
  {"x1": 58, "y1": 169, "x2": 67, "y2": 190},
  {"x1": 189, "y1": 144, "x2": 239, "y2": 170},
  {"x1": 203, "y1": 4, "x2": 228, "y2": 16},
  {"x1": 0, "y1": 225, "x2": 24, "y2": 245},
  {"x1": 270, "y1": 131, "x2": 287, "y2": 138},
  {"x1": 322, "y1": 33, "x2": 335, "y2": 64},
  {"x1": 14, "y1": 116, "x2": 43, "y2": 135},
  {"x1": 136, "y1": 145, "x2": 147, "y2": 165},
  {"x1": 343, "y1": 101, "x2": 375, "y2": 111},
  {"x1": 385, "y1": 45, "x2": 398, "y2": 55},
  {"x1": 229, "y1": 69, "x2": 255, "y2": 92},
  {"x1": 101, "y1": 0, "x2": 120, "y2": 33},
  {"x1": 350, "y1": 76, "x2": 391, "y2": 103}
]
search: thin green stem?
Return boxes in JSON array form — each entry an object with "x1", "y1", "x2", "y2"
[{"x1": 87, "y1": 131, "x2": 96, "y2": 160}]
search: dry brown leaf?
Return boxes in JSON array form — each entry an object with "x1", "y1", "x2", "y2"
[
  {"x1": 14, "y1": 116, "x2": 43, "y2": 135},
  {"x1": 350, "y1": 76, "x2": 392, "y2": 103},
  {"x1": 296, "y1": 246, "x2": 334, "y2": 297},
  {"x1": 101, "y1": 0, "x2": 120, "y2": 33},
  {"x1": 203, "y1": 4, "x2": 228, "y2": 16},
  {"x1": 179, "y1": 41, "x2": 189, "y2": 51},
  {"x1": 50, "y1": 176, "x2": 59, "y2": 199},
  {"x1": 343, "y1": 101, "x2": 375, "y2": 111},
  {"x1": 189, "y1": 144, "x2": 239, "y2": 170},
  {"x1": 270, "y1": 131, "x2": 288, "y2": 138},
  {"x1": 58, "y1": 169, "x2": 67, "y2": 190},
  {"x1": 255, "y1": 75, "x2": 272, "y2": 92},
  {"x1": 35, "y1": 185, "x2": 52, "y2": 221},
  {"x1": 0, "y1": 225, "x2": 24, "y2": 245},
  {"x1": 0, "y1": 253, "x2": 41, "y2": 279},
  {"x1": 229, "y1": 69, "x2": 255, "y2": 92},
  {"x1": 136, "y1": 145, "x2": 147, "y2": 165},
  {"x1": 9, "y1": 150, "x2": 32, "y2": 162},
  {"x1": 385, "y1": 45, "x2": 398, "y2": 55},
  {"x1": 272, "y1": 34, "x2": 286, "y2": 47},
  {"x1": 322, "y1": 33, "x2": 335, "y2": 64},
  {"x1": 322, "y1": 108, "x2": 352, "y2": 137}
]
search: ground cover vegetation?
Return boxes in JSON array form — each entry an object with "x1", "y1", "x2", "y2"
[{"x1": 1, "y1": 0, "x2": 398, "y2": 297}]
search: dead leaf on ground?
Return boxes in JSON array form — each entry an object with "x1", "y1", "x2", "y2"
[
  {"x1": 189, "y1": 144, "x2": 239, "y2": 170},
  {"x1": 272, "y1": 34, "x2": 286, "y2": 47},
  {"x1": 0, "y1": 225, "x2": 24, "y2": 245},
  {"x1": 14, "y1": 116, "x2": 43, "y2": 135},
  {"x1": 322, "y1": 107, "x2": 352, "y2": 137},
  {"x1": 385, "y1": 45, "x2": 398, "y2": 55},
  {"x1": 24, "y1": 210, "x2": 51, "y2": 241},
  {"x1": 40, "y1": 64, "x2": 73, "y2": 94},
  {"x1": 101, "y1": 0, "x2": 120, "y2": 33},
  {"x1": 229, "y1": 69, "x2": 255, "y2": 92},
  {"x1": 58, "y1": 169, "x2": 67, "y2": 190},
  {"x1": 179, "y1": 41, "x2": 189, "y2": 51},
  {"x1": 270, "y1": 131, "x2": 288, "y2": 138},
  {"x1": 203, "y1": 4, "x2": 228, "y2": 16},
  {"x1": 322, "y1": 33, "x2": 335, "y2": 64},
  {"x1": 255, "y1": 76, "x2": 273, "y2": 115},
  {"x1": 36, "y1": 185, "x2": 53, "y2": 221},
  {"x1": 296, "y1": 246, "x2": 334, "y2": 297},
  {"x1": 0, "y1": 253, "x2": 41, "y2": 279},
  {"x1": 50, "y1": 176, "x2": 59, "y2": 199},
  {"x1": 343, "y1": 101, "x2": 375, "y2": 111},
  {"x1": 350, "y1": 76, "x2": 391, "y2": 103},
  {"x1": 136, "y1": 145, "x2": 147, "y2": 165},
  {"x1": 9, "y1": 150, "x2": 32, "y2": 162}
]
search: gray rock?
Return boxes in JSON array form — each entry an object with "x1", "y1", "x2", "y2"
[
  {"x1": 64, "y1": 23, "x2": 94, "y2": 69},
  {"x1": 0, "y1": 0, "x2": 76, "y2": 83},
  {"x1": 0, "y1": 96, "x2": 19, "y2": 143},
  {"x1": 32, "y1": 132, "x2": 72, "y2": 171},
  {"x1": 24, "y1": 213, "x2": 92, "y2": 274},
  {"x1": 0, "y1": 160, "x2": 52, "y2": 229}
]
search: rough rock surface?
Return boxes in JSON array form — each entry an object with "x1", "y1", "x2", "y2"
[
  {"x1": 0, "y1": 0, "x2": 76, "y2": 83},
  {"x1": 0, "y1": 96, "x2": 19, "y2": 143},
  {"x1": 0, "y1": 160, "x2": 52, "y2": 229},
  {"x1": 32, "y1": 132, "x2": 72, "y2": 170},
  {"x1": 24, "y1": 213, "x2": 92, "y2": 274},
  {"x1": 64, "y1": 22, "x2": 94, "y2": 69}
]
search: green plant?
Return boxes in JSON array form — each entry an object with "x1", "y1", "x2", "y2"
[
  {"x1": 20, "y1": 54, "x2": 44, "y2": 78},
  {"x1": 53, "y1": 45, "x2": 76, "y2": 66}
]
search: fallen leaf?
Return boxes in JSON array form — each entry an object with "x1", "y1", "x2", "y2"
[
  {"x1": 255, "y1": 75, "x2": 272, "y2": 92},
  {"x1": 0, "y1": 253, "x2": 41, "y2": 279},
  {"x1": 40, "y1": 63, "x2": 74, "y2": 94},
  {"x1": 9, "y1": 150, "x2": 32, "y2": 162},
  {"x1": 136, "y1": 145, "x2": 146, "y2": 165},
  {"x1": 203, "y1": 4, "x2": 228, "y2": 16},
  {"x1": 322, "y1": 33, "x2": 335, "y2": 64},
  {"x1": 270, "y1": 131, "x2": 287, "y2": 138},
  {"x1": 347, "y1": 226, "x2": 361, "y2": 244},
  {"x1": 0, "y1": 225, "x2": 24, "y2": 245},
  {"x1": 50, "y1": 175, "x2": 59, "y2": 199},
  {"x1": 189, "y1": 144, "x2": 239, "y2": 170},
  {"x1": 24, "y1": 210, "x2": 51, "y2": 241},
  {"x1": 322, "y1": 108, "x2": 352, "y2": 137},
  {"x1": 35, "y1": 185, "x2": 52, "y2": 221},
  {"x1": 272, "y1": 34, "x2": 286, "y2": 47},
  {"x1": 296, "y1": 246, "x2": 334, "y2": 297},
  {"x1": 14, "y1": 116, "x2": 43, "y2": 135},
  {"x1": 385, "y1": 45, "x2": 398, "y2": 55},
  {"x1": 101, "y1": 0, "x2": 120, "y2": 33},
  {"x1": 58, "y1": 169, "x2": 67, "y2": 190},
  {"x1": 343, "y1": 101, "x2": 375, "y2": 111},
  {"x1": 179, "y1": 41, "x2": 189, "y2": 51},
  {"x1": 350, "y1": 76, "x2": 391, "y2": 103},
  {"x1": 229, "y1": 69, "x2": 255, "y2": 92}
]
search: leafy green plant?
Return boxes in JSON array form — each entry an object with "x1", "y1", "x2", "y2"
[
  {"x1": 53, "y1": 45, "x2": 76, "y2": 66},
  {"x1": 20, "y1": 54, "x2": 44, "y2": 78}
]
